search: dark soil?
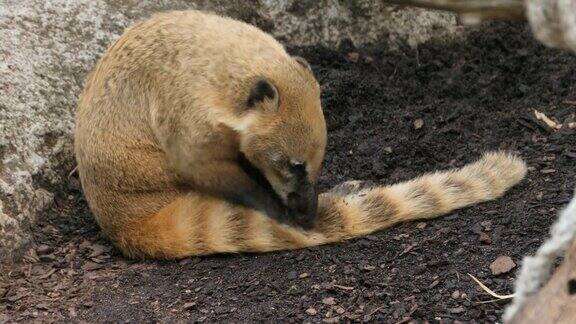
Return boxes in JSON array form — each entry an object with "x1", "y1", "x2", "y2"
[{"x1": 2, "y1": 22, "x2": 576, "y2": 323}]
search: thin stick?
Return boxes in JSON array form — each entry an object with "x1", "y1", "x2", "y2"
[
  {"x1": 383, "y1": 0, "x2": 526, "y2": 22},
  {"x1": 468, "y1": 273, "x2": 515, "y2": 299}
]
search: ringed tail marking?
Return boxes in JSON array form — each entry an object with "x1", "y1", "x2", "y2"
[{"x1": 116, "y1": 151, "x2": 527, "y2": 259}]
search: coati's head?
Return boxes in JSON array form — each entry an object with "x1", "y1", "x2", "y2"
[{"x1": 229, "y1": 56, "x2": 327, "y2": 225}]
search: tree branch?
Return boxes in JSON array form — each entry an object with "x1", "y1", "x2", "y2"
[{"x1": 383, "y1": 0, "x2": 526, "y2": 23}]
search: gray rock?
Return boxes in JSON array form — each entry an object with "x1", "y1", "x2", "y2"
[{"x1": 0, "y1": 0, "x2": 460, "y2": 262}]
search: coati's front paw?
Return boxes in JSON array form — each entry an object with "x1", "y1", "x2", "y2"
[
  {"x1": 265, "y1": 200, "x2": 317, "y2": 231},
  {"x1": 288, "y1": 210, "x2": 317, "y2": 231}
]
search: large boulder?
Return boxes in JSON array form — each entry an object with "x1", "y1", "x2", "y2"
[{"x1": 0, "y1": 0, "x2": 459, "y2": 262}]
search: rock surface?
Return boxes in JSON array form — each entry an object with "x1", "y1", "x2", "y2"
[{"x1": 0, "y1": 0, "x2": 459, "y2": 262}]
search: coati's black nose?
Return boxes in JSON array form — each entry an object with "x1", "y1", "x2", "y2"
[{"x1": 289, "y1": 160, "x2": 307, "y2": 178}]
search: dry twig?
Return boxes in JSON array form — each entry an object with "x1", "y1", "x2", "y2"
[{"x1": 383, "y1": 0, "x2": 526, "y2": 24}]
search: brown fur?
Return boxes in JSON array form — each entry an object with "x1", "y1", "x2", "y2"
[{"x1": 74, "y1": 10, "x2": 527, "y2": 259}]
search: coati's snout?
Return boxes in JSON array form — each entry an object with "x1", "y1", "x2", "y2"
[{"x1": 285, "y1": 160, "x2": 318, "y2": 217}]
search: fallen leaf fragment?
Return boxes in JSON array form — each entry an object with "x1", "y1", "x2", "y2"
[
  {"x1": 428, "y1": 279, "x2": 440, "y2": 289},
  {"x1": 490, "y1": 256, "x2": 516, "y2": 275}
]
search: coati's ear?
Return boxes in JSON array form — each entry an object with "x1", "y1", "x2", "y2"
[
  {"x1": 293, "y1": 56, "x2": 312, "y2": 71},
  {"x1": 246, "y1": 79, "x2": 279, "y2": 111}
]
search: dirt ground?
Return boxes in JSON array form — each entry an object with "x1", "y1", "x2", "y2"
[{"x1": 2, "y1": 22, "x2": 576, "y2": 323}]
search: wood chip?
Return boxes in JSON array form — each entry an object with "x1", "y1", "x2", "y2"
[
  {"x1": 88, "y1": 243, "x2": 110, "y2": 258},
  {"x1": 38, "y1": 268, "x2": 57, "y2": 279},
  {"x1": 534, "y1": 109, "x2": 561, "y2": 130},
  {"x1": 428, "y1": 279, "x2": 440, "y2": 289},
  {"x1": 332, "y1": 284, "x2": 354, "y2": 291},
  {"x1": 82, "y1": 261, "x2": 103, "y2": 271},
  {"x1": 540, "y1": 169, "x2": 557, "y2": 174}
]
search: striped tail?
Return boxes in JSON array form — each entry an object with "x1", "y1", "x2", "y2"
[{"x1": 115, "y1": 151, "x2": 527, "y2": 259}]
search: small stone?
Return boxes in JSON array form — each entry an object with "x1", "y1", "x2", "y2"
[
  {"x1": 416, "y1": 222, "x2": 427, "y2": 229},
  {"x1": 448, "y1": 306, "x2": 465, "y2": 314},
  {"x1": 183, "y1": 302, "x2": 197, "y2": 310},
  {"x1": 384, "y1": 146, "x2": 393, "y2": 154},
  {"x1": 335, "y1": 306, "x2": 346, "y2": 315},
  {"x1": 451, "y1": 290, "x2": 460, "y2": 299},
  {"x1": 480, "y1": 220, "x2": 493, "y2": 231},
  {"x1": 322, "y1": 297, "x2": 337, "y2": 305},
  {"x1": 346, "y1": 52, "x2": 359, "y2": 63},
  {"x1": 479, "y1": 232, "x2": 492, "y2": 244},
  {"x1": 36, "y1": 244, "x2": 52, "y2": 255},
  {"x1": 306, "y1": 307, "x2": 318, "y2": 316},
  {"x1": 490, "y1": 256, "x2": 516, "y2": 275},
  {"x1": 363, "y1": 265, "x2": 376, "y2": 271},
  {"x1": 414, "y1": 118, "x2": 424, "y2": 129},
  {"x1": 287, "y1": 271, "x2": 298, "y2": 280},
  {"x1": 299, "y1": 272, "x2": 310, "y2": 279}
]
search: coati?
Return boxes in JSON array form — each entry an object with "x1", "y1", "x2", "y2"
[{"x1": 74, "y1": 10, "x2": 527, "y2": 259}]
